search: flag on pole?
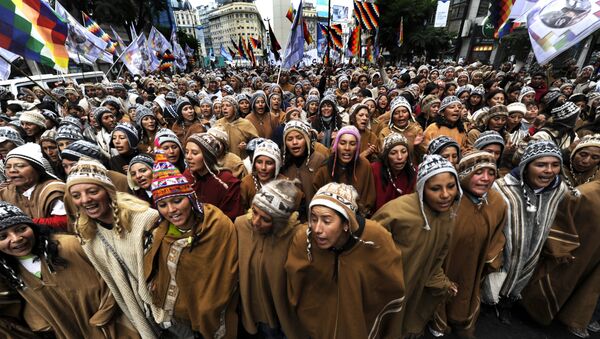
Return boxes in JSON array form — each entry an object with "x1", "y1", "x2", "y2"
[
  {"x1": 55, "y1": 1, "x2": 110, "y2": 64},
  {"x1": 286, "y1": 4, "x2": 294, "y2": 22},
  {"x1": 353, "y1": 0, "x2": 372, "y2": 30},
  {"x1": 330, "y1": 24, "x2": 344, "y2": 50},
  {"x1": 137, "y1": 34, "x2": 160, "y2": 72},
  {"x1": 110, "y1": 26, "x2": 126, "y2": 54},
  {"x1": 397, "y1": 17, "x2": 404, "y2": 47},
  {"x1": 184, "y1": 44, "x2": 194, "y2": 57},
  {"x1": 268, "y1": 22, "x2": 281, "y2": 61},
  {"x1": 82, "y1": 12, "x2": 116, "y2": 54},
  {"x1": 363, "y1": 2, "x2": 380, "y2": 29},
  {"x1": 302, "y1": 20, "x2": 313, "y2": 45},
  {"x1": 148, "y1": 26, "x2": 171, "y2": 54},
  {"x1": 490, "y1": 0, "x2": 514, "y2": 39},
  {"x1": 0, "y1": 47, "x2": 18, "y2": 80},
  {"x1": 0, "y1": 0, "x2": 69, "y2": 72},
  {"x1": 282, "y1": 0, "x2": 305, "y2": 69},
  {"x1": 220, "y1": 44, "x2": 232, "y2": 61},
  {"x1": 122, "y1": 34, "x2": 144, "y2": 75},
  {"x1": 237, "y1": 36, "x2": 247, "y2": 60},
  {"x1": 130, "y1": 23, "x2": 138, "y2": 41},
  {"x1": 348, "y1": 25, "x2": 360, "y2": 55},
  {"x1": 249, "y1": 37, "x2": 261, "y2": 49}
]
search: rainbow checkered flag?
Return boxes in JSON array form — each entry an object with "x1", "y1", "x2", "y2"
[
  {"x1": 0, "y1": 0, "x2": 68, "y2": 72},
  {"x1": 82, "y1": 12, "x2": 116, "y2": 54}
]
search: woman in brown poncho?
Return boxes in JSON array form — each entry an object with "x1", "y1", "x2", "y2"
[
  {"x1": 236, "y1": 179, "x2": 307, "y2": 338},
  {"x1": 144, "y1": 149, "x2": 238, "y2": 339},
  {"x1": 285, "y1": 183, "x2": 405, "y2": 339},
  {"x1": 373, "y1": 155, "x2": 462, "y2": 338}
]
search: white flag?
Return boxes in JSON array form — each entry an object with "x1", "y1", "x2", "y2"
[
  {"x1": 122, "y1": 35, "x2": 144, "y2": 75},
  {"x1": 282, "y1": 0, "x2": 305, "y2": 70},
  {"x1": 0, "y1": 48, "x2": 19, "y2": 81},
  {"x1": 148, "y1": 27, "x2": 172, "y2": 54}
]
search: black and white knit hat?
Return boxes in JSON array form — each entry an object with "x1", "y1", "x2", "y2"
[
  {"x1": 428, "y1": 135, "x2": 460, "y2": 156},
  {"x1": 110, "y1": 122, "x2": 139, "y2": 148},
  {"x1": 518, "y1": 86, "x2": 535, "y2": 102},
  {"x1": 550, "y1": 101, "x2": 580, "y2": 122},
  {"x1": 310, "y1": 182, "x2": 359, "y2": 232},
  {"x1": 19, "y1": 110, "x2": 46, "y2": 128},
  {"x1": 93, "y1": 107, "x2": 112, "y2": 125},
  {"x1": 382, "y1": 132, "x2": 409, "y2": 156},
  {"x1": 175, "y1": 97, "x2": 193, "y2": 116},
  {"x1": 252, "y1": 179, "x2": 298, "y2": 226},
  {"x1": 100, "y1": 96, "x2": 121, "y2": 109},
  {"x1": 471, "y1": 85, "x2": 485, "y2": 97},
  {"x1": 473, "y1": 130, "x2": 505, "y2": 152},
  {"x1": 390, "y1": 96, "x2": 412, "y2": 115},
  {"x1": 0, "y1": 201, "x2": 34, "y2": 231},
  {"x1": 55, "y1": 125, "x2": 83, "y2": 142},
  {"x1": 39, "y1": 129, "x2": 57, "y2": 143},
  {"x1": 40, "y1": 109, "x2": 60, "y2": 126},
  {"x1": 155, "y1": 128, "x2": 182, "y2": 151},
  {"x1": 519, "y1": 140, "x2": 562, "y2": 180},
  {"x1": 439, "y1": 95, "x2": 462, "y2": 112},
  {"x1": 60, "y1": 116, "x2": 83, "y2": 130},
  {"x1": 0, "y1": 127, "x2": 24, "y2": 146},
  {"x1": 61, "y1": 140, "x2": 103, "y2": 161},
  {"x1": 134, "y1": 105, "x2": 155, "y2": 128},
  {"x1": 6, "y1": 143, "x2": 58, "y2": 180},
  {"x1": 417, "y1": 154, "x2": 462, "y2": 230}
]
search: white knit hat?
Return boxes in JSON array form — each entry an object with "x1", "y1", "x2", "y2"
[
  {"x1": 6, "y1": 143, "x2": 58, "y2": 180},
  {"x1": 19, "y1": 110, "x2": 46, "y2": 128},
  {"x1": 253, "y1": 139, "x2": 282, "y2": 178}
]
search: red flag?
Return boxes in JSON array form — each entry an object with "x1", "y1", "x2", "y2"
[
  {"x1": 348, "y1": 26, "x2": 360, "y2": 56},
  {"x1": 302, "y1": 20, "x2": 313, "y2": 45},
  {"x1": 286, "y1": 5, "x2": 294, "y2": 22}
]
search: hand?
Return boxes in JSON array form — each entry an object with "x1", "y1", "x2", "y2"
[
  {"x1": 413, "y1": 133, "x2": 424, "y2": 146},
  {"x1": 317, "y1": 132, "x2": 324, "y2": 141},
  {"x1": 448, "y1": 282, "x2": 458, "y2": 297}
]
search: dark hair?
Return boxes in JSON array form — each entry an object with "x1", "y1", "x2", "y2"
[
  {"x1": 6, "y1": 103, "x2": 23, "y2": 114},
  {"x1": 0, "y1": 224, "x2": 66, "y2": 289},
  {"x1": 359, "y1": 88, "x2": 372, "y2": 98},
  {"x1": 379, "y1": 144, "x2": 416, "y2": 186},
  {"x1": 423, "y1": 82, "x2": 438, "y2": 96},
  {"x1": 435, "y1": 111, "x2": 466, "y2": 133}
]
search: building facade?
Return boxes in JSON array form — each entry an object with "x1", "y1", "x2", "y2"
[{"x1": 208, "y1": 2, "x2": 266, "y2": 58}]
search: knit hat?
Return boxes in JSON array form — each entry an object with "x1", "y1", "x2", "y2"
[
  {"x1": 417, "y1": 154, "x2": 462, "y2": 230},
  {"x1": 19, "y1": 110, "x2": 46, "y2": 128},
  {"x1": 310, "y1": 182, "x2": 359, "y2": 232},
  {"x1": 473, "y1": 130, "x2": 505, "y2": 153},
  {"x1": 283, "y1": 120, "x2": 312, "y2": 153},
  {"x1": 519, "y1": 140, "x2": 562, "y2": 180},
  {"x1": 40, "y1": 109, "x2": 60, "y2": 126},
  {"x1": 246, "y1": 137, "x2": 267, "y2": 153},
  {"x1": 428, "y1": 135, "x2": 460, "y2": 156},
  {"x1": 421, "y1": 94, "x2": 441, "y2": 114},
  {"x1": 471, "y1": 85, "x2": 485, "y2": 98},
  {"x1": 550, "y1": 101, "x2": 580, "y2": 122},
  {"x1": 129, "y1": 153, "x2": 154, "y2": 169},
  {"x1": 252, "y1": 179, "x2": 299, "y2": 226},
  {"x1": 175, "y1": 97, "x2": 193, "y2": 116},
  {"x1": 55, "y1": 125, "x2": 83, "y2": 142},
  {"x1": 93, "y1": 107, "x2": 112, "y2": 125},
  {"x1": 571, "y1": 134, "x2": 600, "y2": 161},
  {"x1": 155, "y1": 128, "x2": 183, "y2": 151},
  {"x1": 60, "y1": 116, "x2": 83, "y2": 130},
  {"x1": 39, "y1": 129, "x2": 56, "y2": 143},
  {"x1": 186, "y1": 133, "x2": 222, "y2": 166},
  {"x1": 382, "y1": 132, "x2": 409, "y2": 156},
  {"x1": 332, "y1": 125, "x2": 361, "y2": 163},
  {"x1": 221, "y1": 95, "x2": 239, "y2": 113},
  {"x1": 337, "y1": 74, "x2": 349, "y2": 89},
  {"x1": 439, "y1": 95, "x2": 462, "y2": 112},
  {"x1": 0, "y1": 201, "x2": 35, "y2": 231},
  {"x1": 458, "y1": 150, "x2": 497, "y2": 187},
  {"x1": 134, "y1": 105, "x2": 155, "y2": 128},
  {"x1": 61, "y1": 140, "x2": 102, "y2": 161},
  {"x1": 6, "y1": 143, "x2": 58, "y2": 180},
  {"x1": 253, "y1": 139, "x2": 282, "y2": 178},
  {"x1": 477, "y1": 104, "x2": 508, "y2": 128},
  {"x1": 66, "y1": 159, "x2": 115, "y2": 193},
  {"x1": 519, "y1": 86, "x2": 536, "y2": 102},
  {"x1": 100, "y1": 96, "x2": 121, "y2": 110},
  {"x1": 390, "y1": 96, "x2": 413, "y2": 115},
  {"x1": 251, "y1": 90, "x2": 268, "y2": 111},
  {"x1": 507, "y1": 102, "x2": 527, "y2": 115},
  {"x1": 0, "y1": 127, "x2": 24, "y2": 146},
  {"x1": 151, "y1": 149, "x2": 194, "y2": 203},
  {"x1": 456, "y1": 86, "x2": 472, "y2": 98},
  {"x1": 165, "y1": 91, "x2": 177, "y2": 101},
  {"x1": 306, "y1": 95, "x2": 320, "y2": 107},
  {"x1": 110, "y1": 122, "x2": 139, "y2": 149}
]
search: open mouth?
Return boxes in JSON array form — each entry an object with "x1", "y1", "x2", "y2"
[
  {"x1": 83, "y1": 203, "x2": 100, "y2": 216},
  {"x1": 340, "y1": 152, "x2": 353, "y2": 161}
]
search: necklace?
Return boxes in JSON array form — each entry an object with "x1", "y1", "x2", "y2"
[
  {"x1": 387, "y1": 168, "x2": 403, "y2": 195},
  {"x1": 570, "y1": 163, "x2": 599, "y2": 185},
  {"x1": 175, "y1": 225, "x2": 191, "y2": 233}
]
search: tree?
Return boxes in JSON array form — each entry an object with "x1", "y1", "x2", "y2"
[
  {"x1": 177, "y1": 30, "x2": 199, "y2": 53},
  {"x1": 90, "y1": 0, "x2": 167, "y2": 40},
  {"x1": 377, "y1": 0, "x2": 453, "y2": 61}
]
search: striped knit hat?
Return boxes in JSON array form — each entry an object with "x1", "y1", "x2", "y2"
[
  {"x1": 66, "y1": 159, "x2": 115, "y2": 192},
  {"x1": 519, "y1": 140, "x2": 562, "y2": 180},
  {"x1": 476, "y1": 104, "x2": 508, "y2": 128},
  {"x1": 61, "y1": 140, "x2": 102, "y2": 161},
  {"x1": 550, "y1": 101, "x2": 580, "y2": 123},
  {"x1": 458, "y1": 150, "x2": 497, "y2": 187},
  {"x1": 428, "y1": 135, "x2": 460, "y2": 157},
  {"x1": 571, "y1": 134, "x2": 600, "y2": 161},
  {"x1": 0, "y1": 201, "x2": 34, "y2": 231},
  {"x1": 439, "y1": 95, "x2": 462, "y2": 112},
  {"x1": 110, "y1": 122, "x2": 139, "y2": 148},
  {"x1": 0, "y1": 127, "x2": 24, "y2": 146},
  {"x1": 151, "y1": 149, "x2": 194, "y2": 203},
  {"x1": 518, "y1": 86, "x2": 536, "y2": 102},
  {"x1": 56, "y1": 125, "x2": 83, "y2": 142},
  {"x1": 417, "y1": 154, "x2": 462, "y2": 230},
  {"x1": 473, "y1": 130, "x2": 505, "y2": 153}
]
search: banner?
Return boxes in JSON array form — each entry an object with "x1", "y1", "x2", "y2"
[
  {"x1": 332, "y1": 5, "x2": 349, "y2": 21},
  {"x1": 148, "y1": 26, "x2": 172, "y2": 54},
  {"x1": 527, "y1": 0, "x2": 600, "y2": 65},
  {"x1": 434, "y1": 0, "x2": 451, "y2": 28},
  {"x1": 0, "y1": 47, "x2": 19, "y2": 80},
  {"x1": 122, "y1": 35, "x2": 144, "y2": 75},
  {"x1": 138, "y1": 34, "x2": 161, "y2": 72},
  {"x1": 509, "y1": 0, "x2": 538, "y2": 22}
]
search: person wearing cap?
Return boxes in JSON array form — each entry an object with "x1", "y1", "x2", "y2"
[
  {"x1": 285, "y1": 182, "x2": 405, "y2": 339},
  {"x1": 562, "y1": 134, "x2": 600, "y2": 187},
  {"x1": 39, "y1": 130, "x2": 66, "y2": 180},
  {"x1": 206, "y1": 126, "x2": 249, "y2": 179},
  {"x1": 183, "y1": 133, "x2": 242, "y2": 220},
  {"x1": 240, "y1": 140, "x2": 290, "y2": 211},
  {"x1": 428, "y1": 135, "x2": 462, "y2": 168},
  {"x1": 64, "y1": 159, "x2": 161, "y2": 338},
  {"x1": 0, "y1": 201, "x2": 140, "y2": 338},
  {"x1": 467, "y1": 86, "x2": 485, "y2": 114},
  {"x1": 372, "y1": 155, "x2": 461, "y2": 338},
  {"x1": 490, "y1": 140, "x2": 578, "y2": 324},
  {"x1": 432, "y1": 151, "x2": 507, "y2": 338},
  {"x1": 313, "y1": 126, "x2": 376, "y2": 217},
  {"x1": 371, "y1": 133, "x2": 416, "y2": 212},
  {"x1": 466, "y1": 105, "x2": 509, "y2": 150},
  {"x1": 215, "y1": 95, "x2": 259, "y2": 159},
  {"x1": 506, "y1": 102, "x2": 528, "y2": 146},
  {"x1": 19, "y1": 110, "x2": 46, "y2": 143},
  {"x1": 108, "y1": 122, "x2": 140, "y2": 175},
  {"x1": 529, "y1": 101, "x2": 581, "y2": 152},
  {"x1": 0, "y1": 127, "x2": 25, "y2": 183},
  {"x1": 93, "y1": 106, "x2": 117, "y2": 158},
  {"x1": 348, "y1": 103, "x2": 379, "y2": 162},
  {"x1": 144, "y1": 147, "x2": 239, "y2": 338},
  {"x1": 0, "y1": 143, "x2": 66, "y2": 230},
  {"x1": 280, "y1": 121, "x2": 328, "y2": 215},
  {"x1": 155, "y1": 128, "x2": 187, "y2": 175},
  {"x1": 135, "y1": 105, "x2": 159, "y2": 154},
  {"x1": 417, "y1": 94, "x2": 442, "y2": 130},
  {"x1": 171, "y1": 98, "x2": 206, "y2": 146},
  {"x1": 246, "y1": 91, "x2": 279, "y2": 139},
  {"x1": 236, "y1": 179, "x2": 306, "y2": 338},
  {"x1": 55, "y1": 125, "x2": 84, "y2": 152},
  {"x1": 127, "y1": 153, "x2": 155, "y2": 207},
  {"x1": 379, "y1": 96, "x2": 425, "y2": 156},
  {"x1": 312, "y1": 95, "x2": 343, "y2": 148},
  {"x1": 424, "y1": 96, "x2": 468, "y2": 151}
]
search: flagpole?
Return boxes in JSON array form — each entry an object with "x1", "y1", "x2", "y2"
[
  {"x1": 0, "y1": 54, "x2": 62, "y2": 103},
  {"x1": 327, "y1": 0, "x2": 332, "y2": 66},
  {"x1": 105, "y1": 40, "x2": 137, "y2": 76}
]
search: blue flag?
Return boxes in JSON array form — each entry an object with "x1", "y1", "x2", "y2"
[
  {"x1": 282, "y1": 0, "x2": 305, "y2": 69},
  {"x1": 220, "y1": 44, "x2": 233, "y2": 61}
]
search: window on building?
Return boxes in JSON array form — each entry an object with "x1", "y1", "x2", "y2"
[
  {"x1": 448, "y1": 0, "x2": 467, "y2": 20},
  {"x1": 477, "y1": 0, "x2": 491, "y2": 17}
]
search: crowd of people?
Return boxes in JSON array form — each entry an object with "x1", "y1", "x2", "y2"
[{"x1": 0, "y1": 56, "x2": 598, "y2": 339}]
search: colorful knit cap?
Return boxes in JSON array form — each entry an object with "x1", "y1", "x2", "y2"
[
  {"x1": 61, "y1": 140, "x2": 102, "y2": 161},
  {"x1": 417, "y1": 154, "x2": 462, "y2": 230},
  {"x1": 382, "y1": 132, "x2": 409, "y2": 156},
  {"x1": 519, "y1": 140, "x2": 562, "y2": 180},
  {"x1": 66, "y1": 159, "x2": 115, "y2": 193},
  {"x1": 571, "y1": 134, "x2": 600, "y2": 161},
  {"x1": 0, "y1": 127, "x2": 24, "y2": 146},
  {"x1": 310, "y1": 182, "x2": 359, "y2": 232},
  {"x1": 252, "y1": 179, "x2": 298, "y2": 226},
  {"x1": 253, "y1": 139, "x2": 282, "y2": 178},
  {"x1": 439, "y1": 95, "x2": 462, "y2": 112},
  {"x1": 458, "y1": 150, "x2": 497, "y2": 187},
  {"x1": 151, "y1": 149, "x2": 194, "y2": 203},
  {"x1": 0, "y1": 201, "x2": 34, "y2": 231},
  {"x1": 428, "y1": 135, "x2": 460, "y2": 156},
  {"x1": 56, "y1": 125, "x2": 83, "y2": 142},
  {"x1": 550, "y1": 101, "x2": 580, "y2": 122},
  {"x1": 19, "y1": 110, "x2": 46, "y2": 129}
]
